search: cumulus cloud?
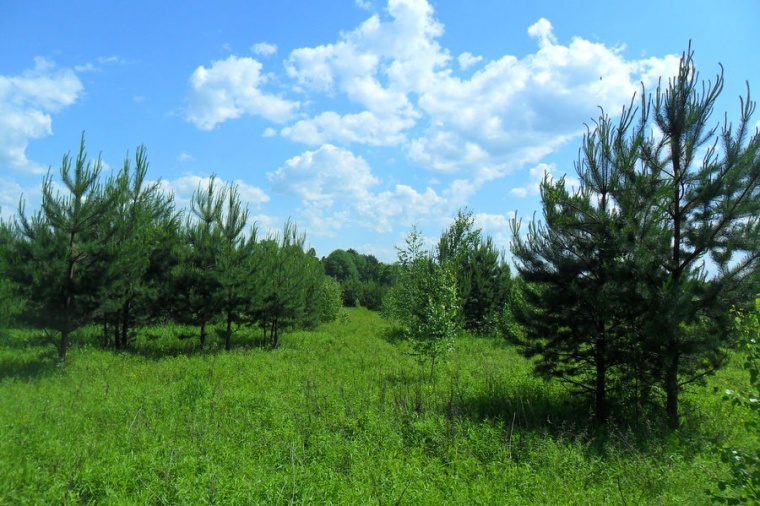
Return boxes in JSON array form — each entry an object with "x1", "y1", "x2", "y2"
[
  {"x1": 268, "y1": 143, "x2": 477, "y2": 235},
  {"x1": 269, "y1": 144, "x2": 379, "y2": 208},
  {"x1": 0, "y1": 176, "x2": 25, "y2": 217},
  {"x1": 281, "y1": 110, "x2": 414, "y2": 146},
  {"x1": 181, "y1": 0, "x2": 682, "y2": 243},
  {"x1": 0, "y1": 57, "x2": 84, "y2": 174},
  {"x1": 509, "y1": 162, "x2": 556, "y2": 198},
  {"x1": 251, "y1": 42, "x2": 278, "y2": 57},
  {"x1": 185, "y1": 56, "x2": 298, "y2": 130},
  {"x1": 281, "y1": 0, "x2": 446, "y2": 143},
  {"x1": 158, "y1": 174, "x2": 270, "y2": 213},
  {"x1": 406, "y1": 15, "x2": 679, "y2": 181},
  {"x1": 457, "y1": 52, "x2": 482, "y2": 70},
  {"x1": 176, "y1": 152, "x2": 195, "y2": 162}
]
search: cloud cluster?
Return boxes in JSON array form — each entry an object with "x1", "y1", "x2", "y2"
[
  {"x1": 185, "y1": 56, "x2": 298, "y2": 130},
  {"x1": 181, "y1": 1, "x2": 679, "y2": 241},
  {"x1": 0, "y1": 57, "x2": 83, "y2": 174}
]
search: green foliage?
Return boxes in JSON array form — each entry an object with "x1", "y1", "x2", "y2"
[
  {"x1": 323, "y1": 249, "x2": 359, "y2": 283},
  {"x1": 437, "y1": 208, "x2": 511, "y2": 335},
  {"x1": 510, "y1": 104, "x2": 648, "y2": 423},
  {"x1": 314, "y1": 276, "x2": 343, "y2": 324},
  {"x1": 10, "y1": 134, "x2": 120, "y2": 360},
  {"x1": 510, "y1": 46, "x2": 760, "y2": 427},
  {"x1": 254, "y1": 221, "x2": 321, "y2": 347},
  {"x1": 98, "y1": 145, "x2": 178, "y2": 350},
  {"x1": 0, "y1": 221, "x2": 23, "y2": 329},
  {"x1": 384, "y1": 226, "x2": 460, "y2": 377},
  {"x1": 323, "y1": 248, "x2": 393, "y2": 309},
  {"x1": 710, "y1": 307, "x2": 760, "y2": 503}
]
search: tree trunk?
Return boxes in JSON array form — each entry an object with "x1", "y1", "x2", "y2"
[
  {"x1": 58, "y1": 329, "x2": 69, "y2": 361},
  {"x1": 225, "y1": 313, "x2": 232, "y2": 351},
  {"x1": 595, "y1": 335, "x2": 608, "y2": 424},
  {"x1": 665, "y1": 343, "x2": 680, "y2": 429},
  {"x1": 119, "y1": 301, "x2": 130, "y2": 350},
  {"x1": 102, "y1": 320, "x2": 110, "y2": 348}
]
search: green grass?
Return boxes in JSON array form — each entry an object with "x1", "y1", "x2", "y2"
[{"x1": 0, "y1": 308, "x2": 757, "y2": 504}]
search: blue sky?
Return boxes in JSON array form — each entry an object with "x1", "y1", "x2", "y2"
[{"x1": 1, "y1": 0, "x2": 758, "y2": 262}]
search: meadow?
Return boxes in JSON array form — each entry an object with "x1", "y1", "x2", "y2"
[{"x1": 0, "y1": 308, "x2": 756, "y2": 505}]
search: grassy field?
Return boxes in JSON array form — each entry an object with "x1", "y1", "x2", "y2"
[{"x1": 0, "y1": 308, "x2": 756, "y2": 505}]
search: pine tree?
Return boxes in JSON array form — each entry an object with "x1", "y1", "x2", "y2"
[
  {"x1": 174, "y1": 175, "x2": 226, "y2": 348},
  {"x1": 12, "y1": 135, "x2": 119, "y2": 360},
  {"x1": 636, "y1": 46, "x2": 760, "y2": 428},
  {"x1": 437, "y1": 208, "x2": 510, "y2": 334},
  {"x1": 100, "y1": 146, "x2": 177, "y2": 349},
  {"x1": 255, "y1": 221, "x2": 310, "y2": 348},
  {"x1": 510, "y1": 103, "x2": 646, "y2": 421},
  {"x1": 510, "y1": 46, "x2": 760, "y2": 426},
  {"x1": 215, "y1": 182, "x2": 256, "y2": 351}
]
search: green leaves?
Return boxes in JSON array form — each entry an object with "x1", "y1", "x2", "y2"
[
  {"x1": 384, "y1": 226, "x2": 460, "y2": 378},
  {"x1": 710, "y1": 309, "x2": 760, "y2": 504}
]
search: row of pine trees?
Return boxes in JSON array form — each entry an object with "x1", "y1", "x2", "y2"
[{"x1": 0, "y1": 138, "x2": 343, "y2": 359}]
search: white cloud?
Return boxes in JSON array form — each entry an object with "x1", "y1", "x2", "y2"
[
  {"x1": 0, "y1": 176, "x2": 24, "y2": 217},
  {"x1": 176, "y1": 152, "x2": 195, "y2": 162},
  {"x1": 474, "y1": 212, "x2": 515, "y2": 231},
  {"x1": 251, "y1": 42, "x2": 278, "y2": 57},
  {"x1": 269, "y1": 144, "x2": 379, "y2": 208},
  {"x1": 268, "y1": 143, "x2": 478, "y2": 235},
  {"x1": 262, "y1": 127, "x2": 277, "y2": 137},
  {"x1": 407, "y1": 15, "x2": 680, "y2": 179},
  {"x1": 509, "y1": 162, "x2": 580, "y2": 198},
  {"x1": 281, "y1": 110, "x2": 414, "y2": 146},
  {"x1": 233, "y1": 179, "x2": 271, "y2": 209},
  {"x1": 158, "y1": 174, "x2": 270, "y2": 214},
  {"x1": 527, "y1": 18, "x2": 557, "y2": 48},
  {"x1": 179, "y1": 1, "x2": 683, "y2": 244},
  {"x1": 281, "y1": 0, "x2": 447, "y2": 145},
  {"x1": 268, "y1": 144, "x2": 380, "y2": 235},
  {"x1": 0, "y1": 57, "x2": 84, "y2": 174},
  {"x1": 509, "y1": 162, "x2": 556, "y2": 197},
  {"x1": 73, "y1": 56, "x2": 123, "y2": 73},
  {"x1": 457, "y1": 52, "x2": 482, "y2": 70},
  {"x1": 185, "y1": 56, "x2": 299, "y2": 130}
]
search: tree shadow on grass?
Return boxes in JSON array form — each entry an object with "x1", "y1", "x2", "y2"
[
  {"x1": 121, "y1": 327, "x2": 273, "y2": 360},
  {"x1": 0, "y1": 333, "x2": 60, "y2": 381},
  {"x1": 446, "y1": 379, "x2": 712, "y2": 461}
]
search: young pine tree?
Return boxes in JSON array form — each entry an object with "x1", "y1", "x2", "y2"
[{"x1": 12, "y1": 135, "x2": 119, "y2": 360}]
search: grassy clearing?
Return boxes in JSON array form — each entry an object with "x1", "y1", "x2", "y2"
[{"x1": 0, "y1": 308, "x2": 756, "y2": 505}]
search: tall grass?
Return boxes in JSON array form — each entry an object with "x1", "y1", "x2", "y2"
[{"x1": 0, "y1": 308, "x2": 756, "y2": 504}]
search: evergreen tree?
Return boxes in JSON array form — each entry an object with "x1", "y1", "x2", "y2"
[
  {"x1": 510, "y1": 47, "x2": 760, "y2": 427},
  {"x1": 0, "y1": 220, "x2": 22, "y2": 330},
  {"x1": 255, "y1": 221, "x2": 311, "y2": 348},
  {"x1": 510, "y1": 103, "x2": 646, "y2": 421},
  {"x1": 215, "y1": 183, "x2": 256, "y2": 351},
  {"x1": 99, "y1": 146, "x2": 177, "y2": 349},
  {"x1": 636, "y1": 47, "x2": 760, "y2": 428},
  {"x1": 11, "y1": 135, "x2": 118, "y2": 360},
  {"x1": 437, "y1": 208, "x2": 511, "y2": 334},
  {"x1": 174, "y1": 175, "x2": 226, "y2": 348}
]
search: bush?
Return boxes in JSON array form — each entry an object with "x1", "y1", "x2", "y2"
[{"x1": 710, "y1": 304, "x2": 760, "y2": 504}]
